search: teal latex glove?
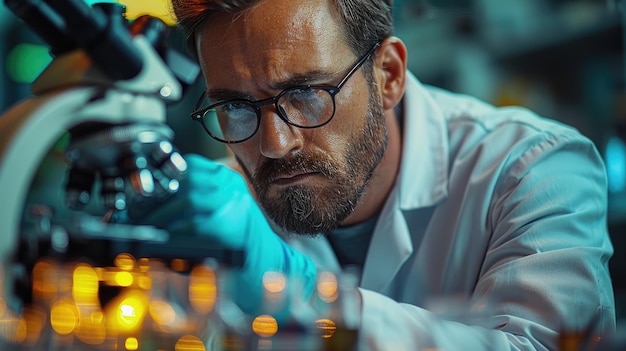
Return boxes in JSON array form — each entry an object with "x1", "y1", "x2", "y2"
[{"x1": 131, "y1": 153, "x2": 317, "y2": 315}]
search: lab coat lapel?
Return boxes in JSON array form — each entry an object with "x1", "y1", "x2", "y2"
[
  {"x1": 360, "y1": 72, "x2": 450, "y2": 293},
  {"x1": 360, "y1": 187, "x2": 412, "y2": 292}
]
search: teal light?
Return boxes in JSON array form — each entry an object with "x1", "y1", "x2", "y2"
[
  {"x1": 6, "y1": 43, "x2": 52, "y2": 83},
  {"x1": 605, "y1": 136, "x2": 626, "y2": 194}
]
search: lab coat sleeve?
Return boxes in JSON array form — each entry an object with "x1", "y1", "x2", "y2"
[{"x1": 357, "y1": 130, "x2": 615, "y2": 350}]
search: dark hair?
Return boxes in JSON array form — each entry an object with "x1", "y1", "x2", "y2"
[{"x1": 171, "y1": 0, "x2": 393, "y2": 58}]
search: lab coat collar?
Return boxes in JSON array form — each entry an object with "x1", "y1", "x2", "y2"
[
  {"x1": 397, "y1": 71, "x2": 449, "y2": 210},
  {"x1": 360, "y1": 72, "x2": 449, "y2": 291}
]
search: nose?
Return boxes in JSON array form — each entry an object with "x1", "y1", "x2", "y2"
[{"x1": 257, "y1": 106, "x2": 304, "y2": 159}]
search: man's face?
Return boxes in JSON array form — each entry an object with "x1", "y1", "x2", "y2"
[{"x1": 196, "y1": 0, "x2": 387, "y2": 235}]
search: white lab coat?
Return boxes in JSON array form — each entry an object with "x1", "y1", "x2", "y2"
[{"x1": 286, "y1": 72, "x2": 616, "y2": 350}]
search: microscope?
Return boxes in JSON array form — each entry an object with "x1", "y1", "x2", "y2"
[
  {"x1": 0, "y1": 0, "x2": 253, "y2": 349},
  {"x1": 0, "y1": 1, "x2": 363, "y2": 350}
]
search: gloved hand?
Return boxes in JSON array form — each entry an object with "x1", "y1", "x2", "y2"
[{"x1": 130, "y1": 153, "x2": 317, "y2": 315}]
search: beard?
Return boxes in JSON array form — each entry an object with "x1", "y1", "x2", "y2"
[{"x1": 247, "y1": 84, "x2": 388, "y2": 236}]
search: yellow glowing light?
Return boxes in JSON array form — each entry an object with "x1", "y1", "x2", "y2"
[
  {"x1": 174, "y1": 335, "x2": 206, "y2": 351},
  {"x1": 117, "y1": 0, "x2": 178, "y2": 26},
  {"x1": 0, "y1": 311, "x2": 27, "y2": 344},
  {"x1": 32, "y1": 259, "x2": 58, "y2": 299},
  {"x1": 125, "y1": 337, "x2": 140, "y2": 350},
  {"x1": 189, "y1": 265, "x2": 217, "y2": 314},
  {"x1": 73, "y1": 264, "x2": 99, "y2": 303},
  {"x1": 111, "y1": 291, "x2": 148, "y2": 332},
  {"x1": 115, "y1": 253, "x2": 136, "y2": 271},
  {"x1": 50, "y1": 299, "x2": 78, "y2": 335},
  {"x1": 149, "y1": 298, "x2": 176, "y2": 325},
  {"x1": 262, "y1": 271, "x2": 287, "y2": 293},
  {"x1": 317, "y1": 272, "x2": 338, "y2": 303},
  {"x1": 114, "y1": 271, "x2": 135, "y2": 287},
  {"x1": 252, "y1": 315, "x2": 278, "y2": 338},
  {"x1": 316, "y1": 318, "x2": 337, "y2": 339}
]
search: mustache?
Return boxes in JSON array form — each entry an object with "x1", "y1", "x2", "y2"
[{"x1": 253, "y1": 152, "x2": 337, "y2": 184}]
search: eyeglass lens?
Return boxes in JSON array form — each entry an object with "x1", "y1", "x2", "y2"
[{"x1": 200, "y1": 87, "x2": 335, "y2": 143}]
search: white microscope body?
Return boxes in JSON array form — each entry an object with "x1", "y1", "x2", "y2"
[{"x1": 0, "y1": 0, "x2": 188, "y2": 314}]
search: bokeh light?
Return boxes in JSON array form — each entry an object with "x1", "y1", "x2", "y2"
[
  {"x1": 189, "y1": 265, "x2": 217, "y2": 314},
  {"x1": 6, "y1": 44, "x2": 52, "y2": 83},
  {"x1": 115, "y1": 253, "x2": 136, "y2": 271},
  {"x1": 252, "y1": 315, "x2": 278, "y2": 338},
  {"x1": 50, "y1": 299, "x2": 79, "y2": 335},
  {"x1": 175, "y1": 334, "x2": 206, "y2": 351},
  {"x1": 316, "y1": 318, "x2": 337, "y2": 339},
  {"x1": 262, "y1": 271, "x2": 287, "y2": 294},
  {"x1": 73, "y1": 264, "x2": 99, "y2": 303},
  {"x1": 317, "y1": 272, "x2": 338, "y2": 303},
  {"x1": 125, "y1": 336, "x2": 139, "y2": 350}
]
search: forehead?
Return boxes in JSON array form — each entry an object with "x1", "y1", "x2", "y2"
[{"x1": 195, "y1": 0, "x2": 352, "y2": 88}]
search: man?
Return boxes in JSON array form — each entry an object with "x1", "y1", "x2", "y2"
[{"x1": 133, "y1": 0, "x2": 616, "y2": 349}]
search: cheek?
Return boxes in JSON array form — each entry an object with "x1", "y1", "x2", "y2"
[{"x1": 321, "y1": 81, "x2": 371, "y2": 143}]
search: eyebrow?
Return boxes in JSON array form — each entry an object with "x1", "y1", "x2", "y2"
[
  {"x1": 206, "y1": 89, "x2": 252, "y2": 102},
  {"x1": 206, "y1": 69, "x2": 340, "y2": 102},
  {"x1": 270, "y1": 70, "x2": 338, "y2": 90}
]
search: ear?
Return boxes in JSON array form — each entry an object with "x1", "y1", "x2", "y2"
[{"x1": 374, "y1": 37, "x2": 407, "y2": 111}]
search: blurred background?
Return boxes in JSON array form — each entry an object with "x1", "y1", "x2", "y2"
[{"x1": 0, "y1": 0, "x2": 624, "y2": 322}]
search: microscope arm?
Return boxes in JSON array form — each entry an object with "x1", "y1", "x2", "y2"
[{"x1": 0, "y1": 31, "x2": 179, "y2": 303}]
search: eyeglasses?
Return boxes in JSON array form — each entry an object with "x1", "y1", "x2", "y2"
[{"x1": 190, "y1": 42, "x2": 381, "y2": 144}]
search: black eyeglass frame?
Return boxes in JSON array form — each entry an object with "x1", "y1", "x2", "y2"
[{"x1": 191, "y1": 42, "x2": 382, "y2": 144}]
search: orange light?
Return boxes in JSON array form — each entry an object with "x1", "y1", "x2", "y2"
[
  {"x1": 50, "y1": 299, "x2": 78, "y2": 335},
  {"x1": 262, "y1": 272, "x2": 286, "y2": 293},
  {"x1": 138, "y1": 258, "x2": 151, "y2": 272},
  {"x1": 316, "y1": 318, "x2": 337, "y2": 339},
  {"x1": 115, "y1": 253, "x2": 136, "y2": 271},
  {"x1": 32, "y1": 259, "x2": 58, "y2": 299},
  {"x1": 171, "y1": 259, "x2": 189, "y2": 272},
  {"x1": 73, "y1": 264, "x2": 99, "y2": 303},
  {"x1": 189, "y1": 265, "x2": 216, "y2": 314},
  {"x1": 251, "y1": 315, "x2": 278, "y2": 338},
  {"x1": 174, "y1": 335, "x2": 206, "y2": 351},
  {"x1": 317, "y1": 272, "x2": 338, "y2": 303}
]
